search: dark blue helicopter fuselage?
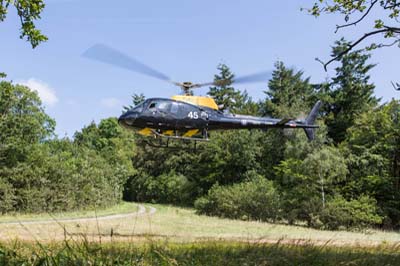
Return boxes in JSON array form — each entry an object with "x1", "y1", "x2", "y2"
[{"x1": 118, "y1": 98, "x2": 321, "y2": 140}]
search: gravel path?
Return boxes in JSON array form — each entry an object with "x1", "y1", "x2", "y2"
[{"x1": 0, "y1": 204, "x2": 155, "y2": 225}]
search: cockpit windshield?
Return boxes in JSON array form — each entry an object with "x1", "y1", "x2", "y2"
[{"x1": 130, "y1": 102, "x2": 144, "y2": 113}]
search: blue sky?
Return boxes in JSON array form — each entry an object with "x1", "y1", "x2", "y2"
[{"x1": 1, "y1": 0, "x2": 399, "y2": 137}]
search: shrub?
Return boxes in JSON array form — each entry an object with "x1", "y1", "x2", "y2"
[
  {"x1": 320, "y1": 195, "x2": 383, "y2": 230},
  {"x1": 194, "y1": 177, "x2": 280, "y2": 222},
  {"x1": 0, "y1": 179, "x2": 15, "y2": 213},
  {"x1": 124, "y1": 172, "x2": 195, "y2": 205}
]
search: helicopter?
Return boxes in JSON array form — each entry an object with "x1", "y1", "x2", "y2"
[{"x1": 83, "y1": 44, "x2": 321, "y2": 148}]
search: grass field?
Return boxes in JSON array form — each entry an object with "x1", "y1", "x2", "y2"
[
  {"x1": 1, "y1": 203, "x2": 400, "y2": 265},
  {"x1": 0, "y1": 203, "x2": 399, "y2": 246},
  {"x1": 0, "y1": 240, "x2": 400, "y2": 265}
]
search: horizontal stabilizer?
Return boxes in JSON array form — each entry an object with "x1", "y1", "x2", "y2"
[{"x1": 277, "y1": 118, "x2": 292, "y2": 125}]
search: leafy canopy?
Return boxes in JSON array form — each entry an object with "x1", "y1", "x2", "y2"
[
  {"x1": 0, "y1": 0, "x2": 47, "y2": 48},
  {"x1": 308, "y1": 0, "x2": 400, "y2": 69}
]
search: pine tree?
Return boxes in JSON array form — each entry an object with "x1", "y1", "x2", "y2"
[
  {"x1": 262, "y1": 61, "x2": 315, "y2": 118},
  {"x1": 208, "y1": 64, "x2": 243, "y2": 112},
  {"x1": 123, "y1": 93, "x2": 146, "y2": 112},
  {"x1": 325, "y1": 39, "x2": 380, "y2": 144}
]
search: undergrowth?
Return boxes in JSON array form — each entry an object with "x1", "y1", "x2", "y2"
[{"x1": 0, "y1": 239, "x2": 399, "y2": 265}]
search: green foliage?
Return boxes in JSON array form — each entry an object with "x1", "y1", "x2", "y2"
[
  {"x1": 0, "y1": 0, "x2": 47, "y2": 48},
  {"x1": 320, "y1": 195, "x2": 383, "y2": 230},
  {"x1": 192, "y1": 130, "x2": 263, "y2": 187},
  {"x1": 0, "y1": 81, "x2": 55, "y2": 168},
  {"x1": 346, "y1": 100, "x2": 399, "y2": 179},
  {"x1": 308, "y1": 0, "x2": 400, "y2": 61},
  {"x1": 0, "y1": 137, "x2": 129, "y2": 213},
  {"x1": 195, "y1": 176, "x2": 280, "y2": 222},
  {"x1": 323, "y1": 39, "x2": 379, "y2": 143},
  {"x1": 124, "y1": 171, "x2": 194, "y2": 204},
  {"x1": 0, "y1": 81, "x2": 134, "y2": 213},
  {"x1": 123, "y1": 93, "x2": 146, "y2": 111},
  {"x1": 345, "y1": 99, "x2": 400, "y2": 227},
  {"x1": 125, "y1": 129, "x2": 263, "y2": 204},
  {"x1": 1, "y1": 241, "x2": 400, "y2": 266},
  {"x1": 208, "y1": 64, "x2": 245, "y2": 112},
  {"x1": 262, "y1": 61, "x2": 315, "y2": 117},
  {"x1": 258, "y1": 61, "x2": 319, "y2": 178},
  {"x1": 275, "y1": 145, "x2": 348, "y2": 226}
]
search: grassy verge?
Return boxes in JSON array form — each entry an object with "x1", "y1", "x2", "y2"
[
  {"x1": 0, "y1": 202, "x2": 138, "y2": 223},
  {"x1": 0, "y1": 240, "x2": 399, "y2": 265}
]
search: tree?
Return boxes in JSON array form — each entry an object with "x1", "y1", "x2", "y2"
[
  {"x1": 235, "y1": 90, "x2": 261, "y2": 115},
  {"x1": 262, "y1": 61, "x2": 315, "y2": 118},
  {"x1": 324, "y1": 39, "x2": 379, "y2": 143},
  {"x1": 123, "y1": 93, "x2": 146, "y2": 112},
  {"x1": 208, "y1": 64, "x2": 244, "y2": 112},
  {"x1": 258, "y1": 61, "x2": 317, "y2": 178},
  {"x1": 0, "y1": 81, "x2": 55, "y2": 168},
  {"x1": 307, "y1": 0, "x2": 400, "y2": 70},
  {"x1": 345, "y1": 99, "x2": 400, "y2": 227},
  {"x1": 1, "y1": 0, "x2": 48, "y2": 77},
  {"x1": 303, "y1": 147, "x2": 348, "y2": 208},
  {"x1": 274, "y1": 145, "x2": 347, "y2": 227},
  {"x1": 0, "y1": 0, "x2": 47, "y2": 48},
  {"x1": 0, "y1": 81, "x2": 135, "y2": 212}
]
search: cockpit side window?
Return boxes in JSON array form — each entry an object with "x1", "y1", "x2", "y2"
[
  {"x1": 146, "y1": 100, "x2": 171, "y2": 112},
  {"x1": 148, "y1": 102, "x2": 157, "y2": 110},
  {"x1": 171, "y1": 102, "x2": 179, "y2": 113},
  {"x1": 158, "y1": 101, "x2": 171, "y2": 111}
]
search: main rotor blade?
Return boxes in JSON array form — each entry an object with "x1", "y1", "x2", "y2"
[
  {"x1": 83, "y1": 44, "x2": 171, "y2": 82},
  {"x1": 193, "y1": 70, "x2": 272, "y2": 88},
  {"x1": 233, "y1": 71, "x2": 272, "y2": 84}
]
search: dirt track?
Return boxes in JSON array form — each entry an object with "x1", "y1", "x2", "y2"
[{"x1": 0, "y1": 205, "x2": 156, "y2": 225}]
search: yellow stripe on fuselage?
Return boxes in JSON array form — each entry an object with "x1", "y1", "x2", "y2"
[
  {"x1": 183, "y1": 129, "x2": 199, "y2": 137},
  {"x1": 138, "y1": 127, "x2": 153, "y2": 136},
  {"x1": 163, "y1": 130, "x2": 174, "y2": 136}
]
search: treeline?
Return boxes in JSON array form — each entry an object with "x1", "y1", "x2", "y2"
[
  {"x1": 125, "y1": 40, "x2": 399, "y2": 230},
  {"x1": 0, "y1": 82, "x2": 136, "y2": 212},
  {"x1": 0, "y1": 39, "x2": 399, "y2": 230}
]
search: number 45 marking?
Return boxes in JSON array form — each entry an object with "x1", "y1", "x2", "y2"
[{"x1": 187, "y1": 111, "x2": 199, "y2": 119}]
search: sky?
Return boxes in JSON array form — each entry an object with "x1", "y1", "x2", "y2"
[{"x1": 1, "y1": 0, "x2": 399, "y2": 137}]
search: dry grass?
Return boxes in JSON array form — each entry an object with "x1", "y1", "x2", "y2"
[{"x1": 0, "y1": 203, "x2": 399, "y2": 246}]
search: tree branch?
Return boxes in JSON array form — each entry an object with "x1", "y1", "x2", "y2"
[
  {"x1": 319, "y1": 27, "x2": 399, "y2": 71},
  {"x1": 378, "y1": 38, "x2": 400, "y2": 47},
  {"x1": 335, "y1": 0, "x2": 378, "y2": 33},
  {"x1": 383, "y1": 0, "x2": 400, "y2": 9}
]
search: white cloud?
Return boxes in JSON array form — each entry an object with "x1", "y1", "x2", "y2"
[
  {"x1": 100, "y1": 97, "x2": 121, "y2": 108},
  {"x1": 18, "y1": 78, "x2": 59, "y2": 107}
]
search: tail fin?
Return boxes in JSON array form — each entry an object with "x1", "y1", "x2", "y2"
[{"x1": 303, "y1": 101, "x2": 322, "y2": 141}]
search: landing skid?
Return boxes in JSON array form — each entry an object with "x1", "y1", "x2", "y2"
[
  {"x1": 142, "y1": 129, "x2": 209, "y2": 151},
  {"x1": 151, "y1": 129, "x2": 209, "y2": 142}
]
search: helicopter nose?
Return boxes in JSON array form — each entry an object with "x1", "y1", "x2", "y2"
[{"x1": 118, "y1": 111, "x2": 138, "y2": 128}]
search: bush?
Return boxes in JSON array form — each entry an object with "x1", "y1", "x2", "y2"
[
  {"x1": 124, "y1": 172, "x2": 195, "y2": 205},
  {"x1": 194, "y1": 176, "x2": 280, "y2": 222},
  {"x1": 0, "y1": 139, "x2": 130, "y2": 213},
  {"x1": 320, "y1": 195, "x2": 383, "y2": 230}
]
